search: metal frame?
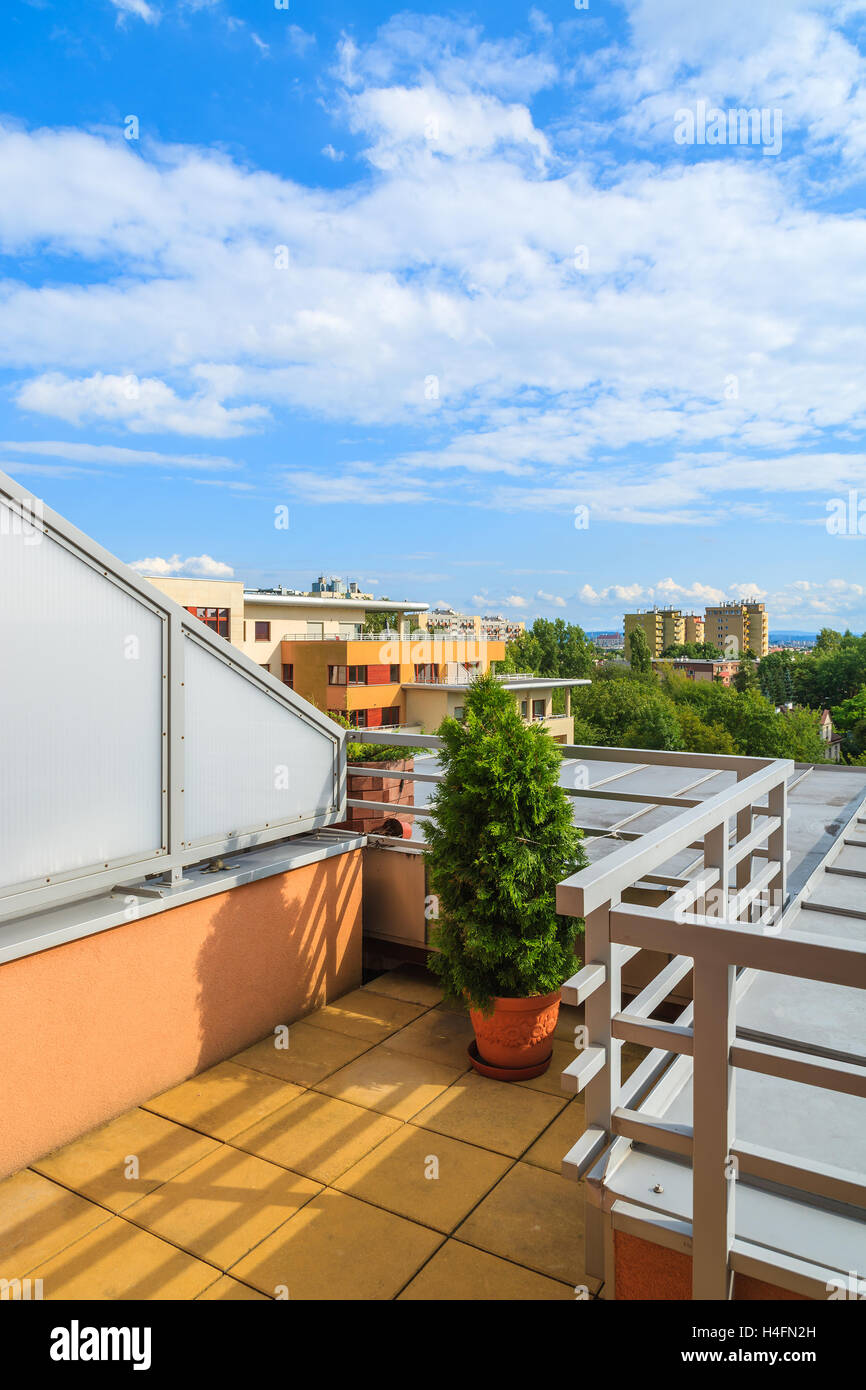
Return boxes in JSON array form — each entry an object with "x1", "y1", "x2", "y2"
[{"x1": 0, "y1": 469, "x2": 346, "y2": 924}]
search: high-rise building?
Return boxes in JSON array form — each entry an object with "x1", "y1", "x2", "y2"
[
  {"x1": 624, "y1": 608, "x2": 685, "y2": 658},
  {"x1": 704, "y1": 602, "x2": 768, "y2": 658}
]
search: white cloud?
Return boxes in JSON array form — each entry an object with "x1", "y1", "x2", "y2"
[
  {"x1": 131, "y1": 553, "x2": 234, "y2": 577},
  {"x1": 110, "y1": 0, "x2": 160, "y2": 24},
  {"x1": 0, "y1": 440, "x2": 237, "y2": 469},
  {"x1": 15, "y1": 373, "x2": 268, "y2": 438},
  {"x1": 322, "y1": 145, "x2": 346, "y2": 162}
]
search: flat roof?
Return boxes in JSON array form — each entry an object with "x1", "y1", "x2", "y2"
[
  {"x1": 402, "y1": 677, "x2": 590, "y2": 692},
  {"x1": 244, "y1": 593, "x2": 429, "y2": 613}
]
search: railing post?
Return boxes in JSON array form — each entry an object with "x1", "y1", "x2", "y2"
[
  {"x1": 691, "y1": 953, "x2": 736, "y2": 1300},
  {"x1": 767, "y1": 775, "x2": 788, "y2": 924},
  {"x1": 581, "y1": 897, "x2": 620, "y2": 1283},
  {"x1": 703, "y1": 816, "x2": 730, "y2": 921}
]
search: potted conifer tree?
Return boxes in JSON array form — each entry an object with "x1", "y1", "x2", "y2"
[{"x1": 425, "y1": 672, "x2": 587, "y2": 1079}]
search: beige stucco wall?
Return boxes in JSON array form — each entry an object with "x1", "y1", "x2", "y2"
[
  {"x1": 143, "y1": 576, "x2": 245, "y2": 647},
  {"x1": 0, "y1": 851, "x2": 362, "y2": 1179}
]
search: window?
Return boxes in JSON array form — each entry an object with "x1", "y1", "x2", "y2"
[
  {"x1": 347, "y1": 709, "x2": 368, "y2": 729},
  {"x1": 414, "y1": 663, "x2": 439, "y2": 682},
  {"x1": 532, "y1": 699, "x2": 546, "y2": 720},
  {"x1": 328, "y1": 666, "x2": 347, "y2": 685},
  {"x1": 347, "y1": 665, "x2": 366, "y2": 685},
  {"x1": 381, "y1": 707, "x2": 400, "y2": 726},
  {"x1": 453, "y1": 705, "x2": 465, "y2": 721},
  {"x1": 282, "y1": 664, "x2": 293, "y2": 688},
  {"x1": 520, "y1": 700, "x2": 528, "y2": 717},
  {"x1": 390, "y1": 665, "x2": 400, "y2": 682},
  {"x1": 186, "y1": 606, "x2": 230, "y2": 639},
  {"x1": 254, "y1": 621, "x2": 271, "y2": 641}
]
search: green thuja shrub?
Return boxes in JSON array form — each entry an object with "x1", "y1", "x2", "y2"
[{"x1": 425, "y1": 672, "x2": 587, "y2": 1013}]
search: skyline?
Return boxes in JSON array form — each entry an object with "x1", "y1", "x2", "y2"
[{"x1": 1, "y1": 0, "x2": 866, "y2": 629}]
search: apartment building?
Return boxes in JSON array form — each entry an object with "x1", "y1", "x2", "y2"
[
  {"x1": 416, "y1": 606, "x2": 526, "y2": 643},
  {"x1": 146, "y1": 576, "x2": 429, "y2": 678},
  {"x1": 704, "y1": 601, "x2": 769, "y2": 658},
  {"x1": 623, "y1": 607, "x2": 687, "y2": 658}
]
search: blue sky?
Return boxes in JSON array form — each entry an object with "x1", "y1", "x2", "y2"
[{"x1": 1, "y1": 0, "x2": 865, "y2": 631}]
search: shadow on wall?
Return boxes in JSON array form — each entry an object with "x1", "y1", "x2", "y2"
[{"x1": 191, "y1": 851, "x2": 363, "y2": 1074}]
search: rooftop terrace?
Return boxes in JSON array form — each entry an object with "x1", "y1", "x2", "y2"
[{"x1": 0, "y1": 968, "x2": 644, "y2": 1301}]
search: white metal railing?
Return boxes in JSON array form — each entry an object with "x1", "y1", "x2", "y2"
[{"x1": 556, "y1": 763, "x2": 866, "y2": 1300}]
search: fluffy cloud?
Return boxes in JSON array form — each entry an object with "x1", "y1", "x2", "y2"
[
  {"x1": 110, "y1": 0, "x2": 160, "y2": 24},
  {"x1": 15, "y1": 373, "x2": 269, "y2": 438},
  {"x1": 130, "y1": 553, "x2": 234, "y2": 577}
]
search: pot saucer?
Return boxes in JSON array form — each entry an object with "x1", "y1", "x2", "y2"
[{"x1": 467, "y1": 1039, "x2": 553, "y2": 1082}]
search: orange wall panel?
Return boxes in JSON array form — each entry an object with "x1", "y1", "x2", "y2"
[{"x1": 0, "y1": 851, "x2": 362, "y2": 1179}]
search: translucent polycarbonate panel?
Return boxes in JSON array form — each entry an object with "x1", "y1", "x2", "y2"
[
  {"x1": 0, "y1": 501, "x2": 164, "y2": 891},
  {"x1": 183, "y1": 635, "x2": 336, "y2": 844}
]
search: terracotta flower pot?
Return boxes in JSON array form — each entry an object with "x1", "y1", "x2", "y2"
[{"x1": 469, "y1": 990, "x2": 561, "y2": 1077}]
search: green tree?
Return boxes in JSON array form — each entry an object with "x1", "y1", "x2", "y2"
[
  {"x1": 628, "y1": 627, "x2": 653, "y2": 675},
  {"x1": 661, "y1": 641, "x2": 723, "y2": 660},
  {"x1": 425, "y1": 673, "x2": 586, "y2": 1012},
  {"x1": 733, "y1": 657, "x2": 759, "y2": 694},
  {"x1": 831, "y1": 689, "x2": 866, "y2": 759}
]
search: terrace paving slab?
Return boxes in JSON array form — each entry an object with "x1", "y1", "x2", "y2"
[
  {"x1": 29, "y1": 1216, "x2": 218, "y2": 1300},
  {"x1": 384, "y1": 1005, "x2": 475, "y2": 1070},
  {"x1": 143, "y1": 1062, "x2": 305, "y2": 1142},
  {"x1": 334, "y1": 1124, "x2": 511, "y2": 1232},
  {"x1": 302, "y1": 989, "x2": 427, "y2": 1042},
  {"x1": 398, "y1": 1238, "x2": 576, "y2": 1300},
  {"x1": 0, "y1": 1169, "x2": 112, "y2": 1278},
  {"x1": 232, "y1": 1022, "x2": 372, "y2": 1088},
  {"x1": 362, "y1": 965, "x2": 444, "y2": 1007},
  {"x1": 230, "y1": 1187, "x2": 443, "y2": 1300},
  {"x1": 315, "y1": 1044, "x2": 464, "y2": 1120},
  {"x1": 125, "y1": 1145, "x2": 321, "y2": 1269},
  {"x1": 231, "y1": 1091, "x2": 401, "y2": 1185},
  {"x1": 31, "y1": 1109, "x2": 219, "y2": 1214},
  {"x1": 411, "y1": 1070, "x2": 567, "y2": 1157},
  {"x1": 523, "y1": 1098, "x2": 587, "y2": 1173},
  {"x1": 455, "y1": 1161, "x2": 596, "y2": 1289}
]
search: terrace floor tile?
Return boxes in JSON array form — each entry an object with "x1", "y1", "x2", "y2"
[
  {"x1": 229, "y1": 1188, "x2": 443, "y2": 1300},
  {"x1": 143, "y1": 1062, "x2": 305, "y2": 1142},
  {"x1": 455, "y1": 1161, "x2": 595, "y2": 1290},
  {"x1": 231, "y1": 1092, "x2": 401, "y2": 1185},
  {"x1": 384, "y1": 1005, "x2": 475, "y2": 1070},
  {"x1": 302, "y1": 989, "x2": 427, "y2": 1042},
  {"x1": 398, "y1": 1238, "x2": 575, "y2": 1300},
  {"x1": 232, "y1": 1023, "x2": 372, "y2": 1088},
  {"x1": 31, "y1": 1109, "x2": 219, "y2": 1213},
  {"x1": 125, "y1": 1145, "x2": 321, "y2": 1269},
  {"x1": 29, "y1": 1217, "x2": 218, "y2": 1300},
  {"x1": 411, "y1": 1071, "x2": 567, "y2": 1157},
  {"x1": 0, "y1": 1170, "x2": 112, "y2": 1278},
  {"x1": 522, "y1": 1098, "x2": 587, "y2": 1173},
  {"x1": 315, "y1": 1045, "x2": 464, "y2": 1120},
  {"x1": 334, "y1": 1124, "x2": 511, "y2": 1232},
  {"x1": 362, "y1": 965, "x2": 444, "y2": 1007}
]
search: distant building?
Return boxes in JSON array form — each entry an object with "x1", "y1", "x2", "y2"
[
  {"x1": 820, "y1": 709, "x2": 843, "y2": 763},
  {"x1": 416, "y1": 607, "x2": 526, "y2": 643},
  {"x1": 653, "y1": 657, "x2": 740, "y2": 687},
  {"x1": 704, "y1": 601, "x2": 769, "y2": 658},
  {"x1": 624, "y1": 608, "x2": 689, "y2": 658},
  {"x1": 311, "y1": 575, "x2": 374, "y2": 600},
  {"x1": 594, "y1": 632, "x2": 623, "y2": 651}
]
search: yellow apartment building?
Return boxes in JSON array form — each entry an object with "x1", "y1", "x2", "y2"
[
  {"x1": 624, "y1": 608, "x2": 686, "y2": 657},
  {"x1": 704, "y1": 601, "x2": 769, "y2": 658}
]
